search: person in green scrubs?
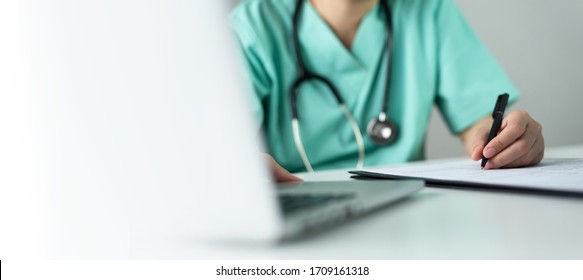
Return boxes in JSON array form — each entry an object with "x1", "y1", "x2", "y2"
[{"x1": 230, "y1": 0, "x2": 544, "y2": 181}]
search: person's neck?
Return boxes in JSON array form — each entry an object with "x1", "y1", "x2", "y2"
[{"x1": 310, "y1": 0, "x2": 378, "y2": 49}]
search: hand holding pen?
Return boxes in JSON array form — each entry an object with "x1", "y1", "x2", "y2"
[
  {"x1": 467, "y1": 93, "x2": 545, "y2": 169},
  {"x1": 481, "y1": 94, "x2": 509, "y2": 169}
]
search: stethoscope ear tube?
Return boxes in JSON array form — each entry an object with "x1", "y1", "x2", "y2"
[
  {"x1": 290, "y1": 75, "x2": 365, "y2": 172},
  {"x1": 290, "y1": 74, "x2": 344, "y2": 118},
  {"x1": 291, "y1": 104, "x2": 366, "y2": 173},
  {"x1": 291, "y1": 118, "x2": 314, "y2": 172}
]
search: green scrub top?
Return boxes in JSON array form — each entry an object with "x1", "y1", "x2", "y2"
[{"x1": 230, "y1": 0, "x2": 519, "y2": 173}]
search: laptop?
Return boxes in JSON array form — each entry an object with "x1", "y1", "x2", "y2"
[
  {"x1": 0, "y1": 0, "x2": 423, "y2": 254},
  {"x1": 195, "y1": 2, "x2": 424, "y2": 242}
]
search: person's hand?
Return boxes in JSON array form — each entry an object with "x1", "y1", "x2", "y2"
[
  {"x1": 463, "y1": 110, "x2": 544, "y2": 169},
  {"x1": 263, "y1": 154, "x2": 303, "y2": 182}
]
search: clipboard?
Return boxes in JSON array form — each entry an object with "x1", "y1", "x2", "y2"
[{"x1": 349, "y1": 158, "x2": 583, "y2": 197}]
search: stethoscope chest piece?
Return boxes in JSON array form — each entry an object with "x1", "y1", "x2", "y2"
[{"x1": 367, "y1": 113, "x2": 398, "y2": 146}]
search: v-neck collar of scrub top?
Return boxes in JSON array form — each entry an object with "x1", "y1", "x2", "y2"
[{"x1": 298, "y1": 1, "x2": 387, "y2": 77}]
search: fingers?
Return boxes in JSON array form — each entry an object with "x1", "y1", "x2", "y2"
[
  {"x1": 461, "y1": 116, "x2": 493, "y2": 161},
  {"x1": 483, "y1": 132, "x2": 537, "y2": 169},
  {"x1": 273, "y1": 164, "x2": 303, "y2": 182},
  {"x1": 482, "y1": 110, "x2": 544, "y2": 169},
  {"x1": 482, "y1": 111, "x2": 529, "y2": 160},
  {"x1": 264, "y1": 154, "x2": 303, "y2": 182},
  {"x1": 469, "y1": 125, "x2": 491, "y2": 161},
  {"x1": 503, "y1": 139, "x2": 544, "y2": 169}
]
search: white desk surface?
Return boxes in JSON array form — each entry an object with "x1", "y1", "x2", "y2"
[
  {"x1": 12, "y1": 145, "x2": 580, "y2": 259},
  {"x1": 146, "y1": 144, "x2": 583, "y2": 260}
]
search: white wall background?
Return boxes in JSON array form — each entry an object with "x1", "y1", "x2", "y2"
[{"x1": 228, "y1": 0, "x2": 583, "y2": 159}]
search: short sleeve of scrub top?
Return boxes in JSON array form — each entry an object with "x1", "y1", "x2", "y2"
[{"x1": 230, "y1": 0, "x2": 520, "y2": 173}]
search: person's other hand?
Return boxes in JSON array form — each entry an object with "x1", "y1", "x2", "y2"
[
  {"x1": 263, "y1": 154, "x2": 303, "y2": 182},
  {"x1": 464, "y1": 110, "x2": 544, "y2": 169}
]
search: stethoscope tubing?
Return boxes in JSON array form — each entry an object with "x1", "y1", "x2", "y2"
[{"x1": 289, "y1": 0, "x2": 396, "y2": 172}]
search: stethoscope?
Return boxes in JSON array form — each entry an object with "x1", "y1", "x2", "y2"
[{"x1": 289, "y1": 0, "x2": 398, "y2": 172}]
